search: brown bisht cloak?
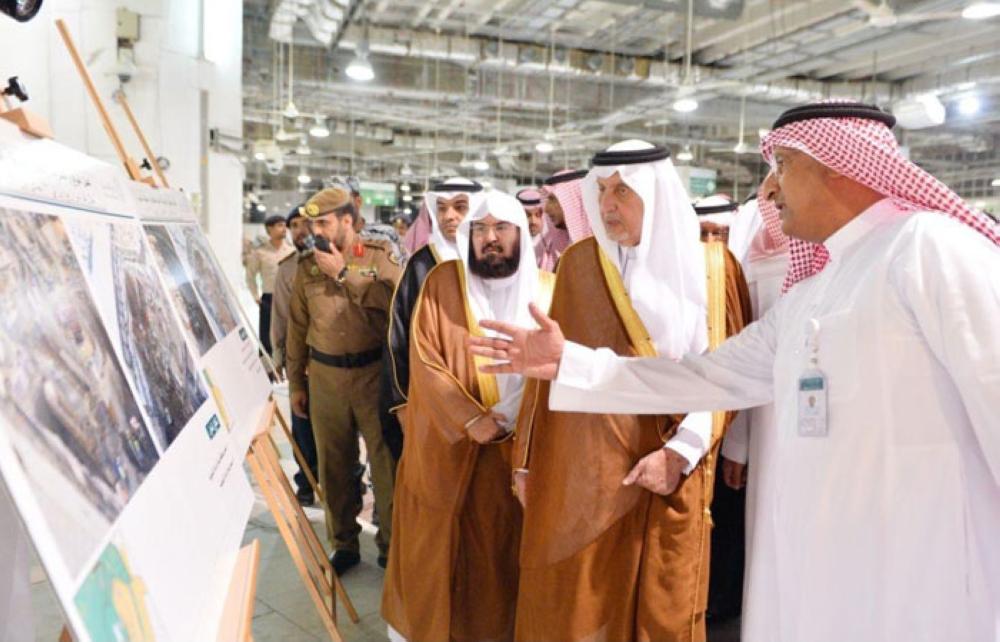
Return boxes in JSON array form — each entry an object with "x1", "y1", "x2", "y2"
[
  {"x1": 382, "y1": 259, "x2": 553, "y2": 642},
  {"x1": 512, "y1": 237, "x2": 751, "y2": 642}
]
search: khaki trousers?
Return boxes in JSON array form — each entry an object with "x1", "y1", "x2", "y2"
[{"x1": 309, "y1": 359, "x2": 396, "y2": 555}]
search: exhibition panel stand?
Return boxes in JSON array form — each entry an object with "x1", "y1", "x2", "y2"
[{"x1": 0, "y1": 19, "x2": 355, "y2": 642}]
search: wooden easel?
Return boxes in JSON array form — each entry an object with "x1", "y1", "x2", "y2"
[
  {"x1": 114, "y1": 89, "x2": 170, "y2": 188},
  {"x1": 246, "y1": 398, "x2": 359, "y2": 642},
  {"x1": 49, "y1": 19, "x2": 356, "y2": 642},
  {"x1": 55, "y1": 19, "x2": 155, "y2": 186}
]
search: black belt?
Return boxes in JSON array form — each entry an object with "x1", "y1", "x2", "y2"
[{"x1": 310, "y1": 347, "x2": 381, "y2": 369}]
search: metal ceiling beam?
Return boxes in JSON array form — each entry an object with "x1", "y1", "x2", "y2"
[{"x1": 686, "y1": 0, "x2": 854, "y2": 65}]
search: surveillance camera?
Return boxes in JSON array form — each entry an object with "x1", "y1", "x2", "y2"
[{"x1": 115, "y1": 50, "x2": 138, "y2": 85}]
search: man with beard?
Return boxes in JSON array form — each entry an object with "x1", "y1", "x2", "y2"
[
  {"x1": 270, "y1": 204, "x2": 318, "y2": 505},
  {"x1": 382, "y1": 190, "x2": 554, "y2": 642},
  {"x1": 542, "y1": 169, "x2": 593, "y2": 249},
  {"x1": 379, "y1": 178, "x2": 486, "y2": 461},
  {"x1": 473, "y1": 141, "x2": 750, "y2": 641},
  {"x1": 286, "y1": 187, "x2": 402, "y2": 573}
]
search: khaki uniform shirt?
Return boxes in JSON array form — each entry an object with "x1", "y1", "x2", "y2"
[
  {"x1": 286, "y1": 240, "x2": 403, "y2": 394},
  {"x1": 245, "y1": 239, "x2": 295, "y2": 299},
  {"x1": 270, "y1": 251, "x2": 300, "y2": 370}
]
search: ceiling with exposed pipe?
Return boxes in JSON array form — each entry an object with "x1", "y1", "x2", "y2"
[{"x1": 241, "y1": 0, "x2": 1000, "y2": 202}]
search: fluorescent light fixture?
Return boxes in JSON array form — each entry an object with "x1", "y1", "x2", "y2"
[
  {"x1": 309, "y1": 118, "x2": 330, "y2": 138},
  {"x1": 296, "y1": 142, "x2": 311, "y2": 156},
  {"x1": 673, "y1": 97, "x2": 699, "y2": 113},
  {"x1": 347, "y1": 56, "x2": 374, "y2": 81},
  {"x1": 957, "y1": 95, "x2": 981, "y2": 116},
  {"x1": 733, "y1": 142, "x2": 749, "y2": 154},
  {"x1": 347, "y1": 39, "x2": 375, "y2": 82},
  {"x1": 297, "y1": 173, "x2": 311, "y2": 184},
  {"x1": 283, "y1": 100, "x2": 299, "y2": 119},
  {"x1": 403, "y1": 207, "x2": 412, "y2": 215},
  {"x1": 399, "y1": 183, "x2": 411, "y2": 192},
  {"x1": 535, "y1": 141, "x2": 555, "y2": 154},
  {"x1": 973, "y1": 200, "x2": 987, "y2": 209},
  {"x1": 472, "y1": 159, "x2": 490, "y2": 171},
  {"x1": 962, "y1": 2, "x2": 1000, "y2": 19},
  {"x1": 402, "y1": 194, "x2": 412, "y2": 202},
  {"x1": 400, "y1": 163, "x2": 413, "y2": 176},
  {"x1": 991, "y1": 177, "x2": 1000, "y2": 187},
  {"x1": 254, "y1": 151, "x2": 266, "y2": 160},
  {"x1": 676, "y1": 145, "x2": 694, "y2": 162}
]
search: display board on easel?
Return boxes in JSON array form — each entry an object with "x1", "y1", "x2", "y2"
[
  {"x1": 0, "y1": 16, "x2": 357, "y2": 641},
  {"x1": 0, "y1": 119, "x2": 259, "y2": 642},
  {"x1": 0, "y1": 18, "x2": 268, "y2": 642}
]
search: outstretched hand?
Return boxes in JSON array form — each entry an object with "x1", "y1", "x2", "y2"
[{"x1": 466, "y1": 303, "x2": 565, "y2": 380}]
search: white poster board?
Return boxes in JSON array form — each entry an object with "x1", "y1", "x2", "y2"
[{"x1": 0, "y1": 121, "x2": 269, "y2": 641}]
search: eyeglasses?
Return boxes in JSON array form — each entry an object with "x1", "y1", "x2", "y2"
[{"x1": 470, "y1": 222, "x2": 517, "y2": 237}]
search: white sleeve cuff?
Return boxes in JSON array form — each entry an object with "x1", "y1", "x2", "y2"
[
  {"x1": 554, "y1": 341, "x2": 599, "y2": 388},
  {"x1": 720, "y1": 412, "x2": 750, "y2": 464},
  {"x1": 664, "y1": 412, "x2": 712, "y2": 474}
]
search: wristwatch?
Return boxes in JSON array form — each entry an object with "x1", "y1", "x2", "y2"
[{"x1": 335, "y1": 266, "x2": 348, "y2": 284}]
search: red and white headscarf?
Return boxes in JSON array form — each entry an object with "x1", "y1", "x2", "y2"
[
  {"x1": 760, "y1": 100, "x2": 1000, "y2": 291},
  {"x1": 403, "y1": 201, "x2": 432, "y2": 255},
  {"x1": 542, "y1": 169, "x2": 593, "y2": 244}
]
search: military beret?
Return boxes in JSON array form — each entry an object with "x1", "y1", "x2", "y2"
[
  {"x1": 285, "y1": 204, "x2": 305, "y2": 226},
  {"x1": 303, "y1": 187, "x2": 352, "y2": 219}
]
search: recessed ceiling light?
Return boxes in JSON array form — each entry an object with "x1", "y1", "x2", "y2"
[
  {"x1": 962, "y1": 2, "x2": 1000, "y2": 20},
  {"x1": 673, "y1": 97, "x2": 699, "y2": 113},
  {"x1": 957, "y1": 95, "x2": 981, "y2": 116}
]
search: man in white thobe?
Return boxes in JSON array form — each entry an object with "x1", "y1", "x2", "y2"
[
  {"x1": 469, "y1": 101, "x2": 1000, "y2": 642},
  {"x1": 717, "y1": 173, "x2": 792, "y2": 635}
]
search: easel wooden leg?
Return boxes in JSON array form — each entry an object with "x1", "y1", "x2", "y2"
[
  {"x1": 217, "y1": 540, "x2": 261, "y2": 642},
  {"x1": 247, "y1": 443, "x2": 346, "y2": 642},
  {"x1": 273, "y1": 404, "x2": 325, "y2": 505}
]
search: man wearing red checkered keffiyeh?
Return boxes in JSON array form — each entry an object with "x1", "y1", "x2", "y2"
[
  {"x1": 759, "y1": 100, "x2": 999, "y2": 291},
  {"x1": 467, "y1": 101, "x2": 1000, "y2": 642},
  {"x1": 541, "y1": 169, "x2": 593, "y2": 248}
]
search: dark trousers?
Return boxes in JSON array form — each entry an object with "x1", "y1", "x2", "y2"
[
  {"x1": 259, "y1": 293, "x2": 273, "y2": 355},
  {"x1": 292, "y1": 409, "x2": 318, "y2": 494},
  {"x1": 708, "y1": 456, "x2": 745, "y2": 620}
]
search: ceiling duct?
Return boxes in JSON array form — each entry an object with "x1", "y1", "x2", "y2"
[{"x1": 269, "y1": 0, "x2": 347, "y2": 46}]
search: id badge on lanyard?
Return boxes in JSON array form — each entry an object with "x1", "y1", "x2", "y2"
[{"x1": 798, "y1": 318, "x2": 829, "y2": 437}]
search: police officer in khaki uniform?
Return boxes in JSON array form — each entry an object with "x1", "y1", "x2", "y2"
[{"x1": 286, "y1": 187, "x2": 402, "y2": 574}]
